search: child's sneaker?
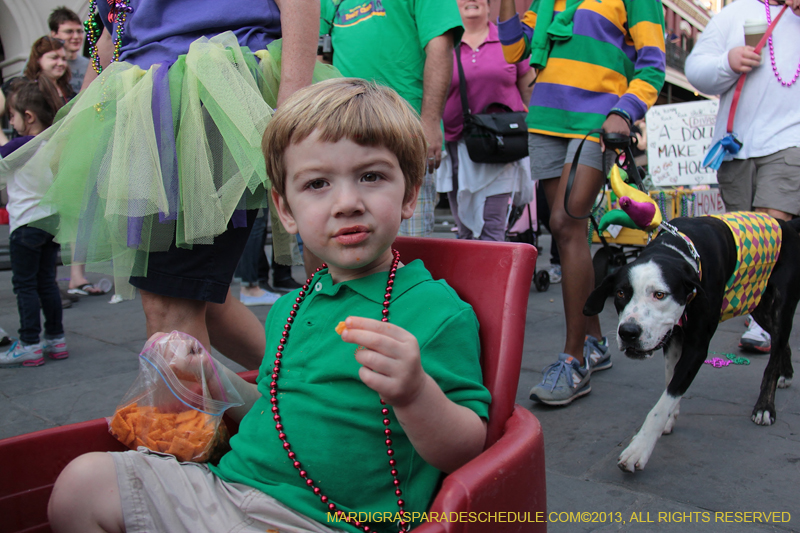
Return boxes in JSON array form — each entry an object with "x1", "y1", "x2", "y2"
[
  {"x1": 0, "y1": 341, "x2": 44, "y2": 367},
  {"x1": 739, "y1": 317, "x2": 771, "y2": 353},
  {"x1": 585, "y1": 335, "x2": 612, "y2": 371},
  {"x1": 545, "y1": 264, "x2": 562, "y2": 284},
  {"x1": 43, "y1": 336, "x2": 69, "y2": 360},
  {"x1": 529, "y1": 353, "x2": 591, "y2": 406}
]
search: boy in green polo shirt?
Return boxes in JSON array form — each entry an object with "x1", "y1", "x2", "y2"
[{"x1": 49, "y1": 78, "x2": 491, "y2": 533}]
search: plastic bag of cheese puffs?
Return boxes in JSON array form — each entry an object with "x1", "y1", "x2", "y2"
[{"x1": 108, "y1": 331, "x2": 244, "y2": 463}]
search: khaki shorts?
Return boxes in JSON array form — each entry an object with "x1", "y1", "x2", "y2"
[
  {"x1": 717, "y1": 147, "x2": 800, "y2": 216},
  {"x1": 112, "y1": 449, "x2": 345, "y2": 533}
]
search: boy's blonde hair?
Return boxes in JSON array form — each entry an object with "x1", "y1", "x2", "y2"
[{"x1": 263, "y1": 78, "x2": 427, "y2": 202}]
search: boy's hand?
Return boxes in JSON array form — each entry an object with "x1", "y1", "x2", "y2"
[
  {"x1": 340, "y1": 317, "x2": 428, "y2": 407},
  {"x1": 728, "y1": 46, "x2": 761, "y2": 74}
]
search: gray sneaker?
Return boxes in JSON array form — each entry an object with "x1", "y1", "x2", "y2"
[
  {"x1": 529, "y1": 353, "x2": 591, "y2": 406},
  {"x1": 585, "y1": 335, "x2": 611, "y2": 371}
]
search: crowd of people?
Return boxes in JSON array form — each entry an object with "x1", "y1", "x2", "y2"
[{"x1": 0, "y1": 0, "x2": 798, "y2": 531}]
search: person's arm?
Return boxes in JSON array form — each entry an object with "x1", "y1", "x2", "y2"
[
  {"x1": 601, "y1": 0, "x2": 665, "y2": 150},
  {"x1": 420, "y1": 32, "x2": 455, "y2": 172},
  {"x1": 80, "y1": 28, "x2": 113, "y2": 91},
  {"x1": 0, "y1": 91, "x2": 7, "y2": 146},
  {"x1": 275, "y1": 0, "x2": 318, "y2": 106},
  {"x1": 341, "y1": 316, "x2": 487, "y2": 474},
  {"x1": 498, "y1": 0, "x2": 536, "y2": 64},
  {"x1": 685, "y1": 17, "x2": 748, "y2": 96},
  {"x1": 516, "y1": 65, "x2": 535, "y2": 107}
]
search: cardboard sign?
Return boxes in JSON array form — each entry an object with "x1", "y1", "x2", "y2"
[
  {"x1": 646, "y1": 100, "x2": 719, "y2": 187},
  {"x1": 692, "y1": 188, "x2": 726, "y2": 216}
]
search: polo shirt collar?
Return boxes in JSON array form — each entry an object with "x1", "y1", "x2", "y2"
[
  {"x1": 458, "y1": 21, "x2": 500, "y2": 50},
  {"x1": 309, "y1": 259, "x2": 431, "y2": 304}
]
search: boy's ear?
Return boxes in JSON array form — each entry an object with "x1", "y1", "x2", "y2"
[
  {"x1": 271, "y1": 188, "x2": 298, "y2": 234},
  {"x1": 401, "y1": 183, "x2": 421, "y2": 220}
]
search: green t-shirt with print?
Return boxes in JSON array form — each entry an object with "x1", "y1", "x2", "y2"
[
  {"x1": 320, "y1": 0, "x2": 463, "y2": 114},
  {"x1": 211, "y1": 260, "x2": 490, "y2": 533}
]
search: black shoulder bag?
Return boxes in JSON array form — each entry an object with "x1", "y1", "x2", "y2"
[{"x1": 455, "y1": 44, "x2": 529, "y2": 164}]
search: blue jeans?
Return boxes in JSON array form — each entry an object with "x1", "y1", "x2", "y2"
[
  {"x1": 9, "y1": 225, "x2": 63, "y2": 345},
  {"x1": 235, "y1": 214, "x2": 267, "y2": 286}
]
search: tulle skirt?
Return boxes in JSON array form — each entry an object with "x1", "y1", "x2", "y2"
[{"x1": 0, "y1": 32, "x2": 339, "y2": 298}]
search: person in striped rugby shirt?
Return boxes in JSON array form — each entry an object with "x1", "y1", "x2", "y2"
[{"x1": 498, "y1": 0, "x2": 666, "y2": 406}]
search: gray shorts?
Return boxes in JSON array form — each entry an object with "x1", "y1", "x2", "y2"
[
  {"x1": 717, "y1": 147, "x2": 800, "y2": 216},
  {"x1": 112, "y1": 449, "x2": 344, "y2": 533},
  {"x1": 527, "y1": 133, "x2": 615, "y2": 181}
]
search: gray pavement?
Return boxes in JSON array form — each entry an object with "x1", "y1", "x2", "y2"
[{"x1": 1, "y1": 228, "x2": 799, "y2": 532}]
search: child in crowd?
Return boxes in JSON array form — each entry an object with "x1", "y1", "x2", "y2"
[
  {"x1": 48, "y1": 78, "x2": 491, "y2": 533},
  {"x1": 0, "y1": 78, "x2": 68, "y2": 367}
]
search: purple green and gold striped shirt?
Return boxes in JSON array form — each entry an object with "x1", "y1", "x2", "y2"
[{"x1": 498, "y1": 0, "x2": 666, "y2": 141}]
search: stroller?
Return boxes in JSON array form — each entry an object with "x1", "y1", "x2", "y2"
[{"x1": 506, "y1": 186, "x2": 550, "y2": 292}]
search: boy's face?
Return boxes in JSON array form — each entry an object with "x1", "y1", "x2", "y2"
[
  {"x1": 52, "y1": 21, "x2": 84, "y2": 55},
  {"x1": 273, "y1": 131, "x2": 419, "y2": 283}
]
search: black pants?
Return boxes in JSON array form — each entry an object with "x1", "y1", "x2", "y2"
[{"x1": 10, "y1": 225, "x2": 63, "y2": 344}]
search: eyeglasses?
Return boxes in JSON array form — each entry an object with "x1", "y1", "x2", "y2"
[{"x1": 59, "y1": 29, "x2": 85, "y2": 37}]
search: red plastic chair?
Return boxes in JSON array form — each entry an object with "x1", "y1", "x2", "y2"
[{"x1": 0, "y1": 237, "x2": 545, "y2": 533}]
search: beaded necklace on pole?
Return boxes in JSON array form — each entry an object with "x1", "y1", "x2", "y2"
[{"x1": 271, "y1": 249, "x2": 408, "y2": 533}]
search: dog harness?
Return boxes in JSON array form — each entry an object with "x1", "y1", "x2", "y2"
[{"x1": 711, "y1": 212, "x2": 782, "y2": 321}]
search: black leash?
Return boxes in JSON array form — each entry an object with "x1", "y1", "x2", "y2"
[{"x1": 563, "y1": 130, "x2": 645, "y2": 220}]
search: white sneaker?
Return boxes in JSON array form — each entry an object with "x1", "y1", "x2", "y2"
[
  {"x1": 546, "y1": 264, "x2": 562, "y2": 284},
  {"x1": 240, "y1": 288, "x2": 281, "y2": 307},
  {"x1": 0, "y1": 341, "x2": 44, "y2": 367},
  {"x1": 739, "y1": 316, "x2": 771, "y2": 353}
]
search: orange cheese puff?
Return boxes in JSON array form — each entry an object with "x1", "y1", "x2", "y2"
[{"x1": 335, "y1": 321, "x2": 347, "y2": 335}]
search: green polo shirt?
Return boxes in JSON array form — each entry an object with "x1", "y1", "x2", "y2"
[
  {"x1": 212, "y1": 260, "x2": 490, "y2": 533},
  {"x1": 319, "y1": 0, "x2": 463, "y2": 114}
]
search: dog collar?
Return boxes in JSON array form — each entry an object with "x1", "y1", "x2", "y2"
[{"x1": 657, "y1": 221, "x2": 702, "y2": 279}]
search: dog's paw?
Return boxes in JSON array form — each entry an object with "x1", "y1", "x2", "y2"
[
  {"x1": 778, "y1": 376, "x2": 792, "y2": 389},
  {"x1": 752, "y1": 409, "x2": 775, "y2": 426},
  {"x1": 618, "y1": 437, "x2": 652, "y2": 473}
]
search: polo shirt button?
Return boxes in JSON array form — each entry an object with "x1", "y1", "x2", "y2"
[
  {"x1": 472, "y1": 59, "x2": 476, "y2": 63},
  {"x1": 315, "y1": 282, "x2": 323, "y2": 292}
]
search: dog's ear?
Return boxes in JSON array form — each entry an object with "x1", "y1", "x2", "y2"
[{"x1": 584, "y1": 272, "x2": 618, "y2": 316}]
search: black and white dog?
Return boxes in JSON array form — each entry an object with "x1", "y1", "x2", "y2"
[{"x1": 584, "y1": 215, "x2": 800, "y2": 473}]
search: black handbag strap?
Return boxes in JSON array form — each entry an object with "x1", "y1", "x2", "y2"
[{"x1": 454, "y1": 41, "x2": 472, "y2": 118}]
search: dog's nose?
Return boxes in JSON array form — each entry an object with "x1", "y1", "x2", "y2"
[{"x1": 619, "y1": 323, "x2": 642, "y2": 343}]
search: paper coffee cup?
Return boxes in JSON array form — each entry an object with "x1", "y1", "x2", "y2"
[{"x1": 743, "y1": 19, "x2": 768, "y2": 49}]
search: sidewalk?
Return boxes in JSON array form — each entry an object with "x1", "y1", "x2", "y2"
[{"x1": 0, "y1": 233, "x2": 798, "y2": 532}]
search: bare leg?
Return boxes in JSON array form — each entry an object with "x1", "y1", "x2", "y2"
[
  {"x1": 69, "y1": 263, "x2": 103, "y2": 294},
  {"x1": 140, "y1": 289, "x2": 210, "y2": 350},
  {"x1": 206, "y1": 288, "x2": 267, "y2": 370},
  {"x1": 755, "y1": 207, "x2": 792, "y2": 221},
  {"x1": 49, "y1": 452, "x2": 124, "y2": 533},
  {"x1": 541, "y1": 163, "x2": 605, "y2": 364}
]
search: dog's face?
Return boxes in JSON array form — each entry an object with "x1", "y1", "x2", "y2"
[{"x1": 585, "y1": 255, "x2": 701, "y2": 359}]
